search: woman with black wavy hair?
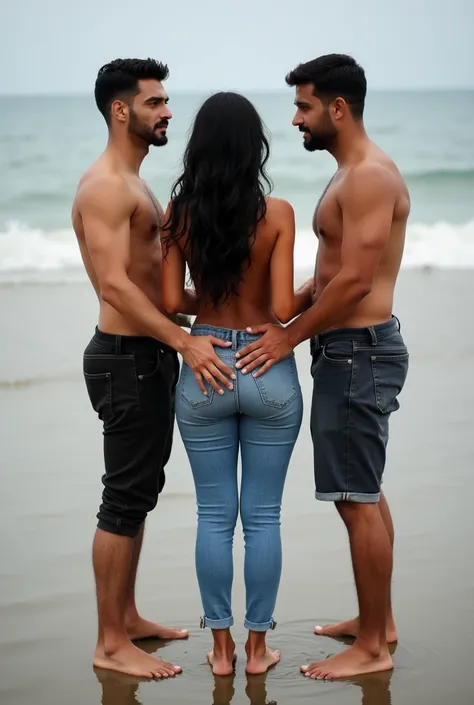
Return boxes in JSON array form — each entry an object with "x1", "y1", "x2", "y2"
[{"x1": 162, "y1": 91, "x2": 312, "y2": 676}]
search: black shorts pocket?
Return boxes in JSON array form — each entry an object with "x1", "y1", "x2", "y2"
[
  {"x1": 83, "y1": 371, "x2": 114, "y2": 423},
  {"x1": 179, "y1": 362, "x2": 215, "y2": 409},
  {"x1": 253, "y1": 355, "x2": 298, "y2": 408},
  {"x1": 370, "y1": 352, "x2": 409, "y2": 414}
]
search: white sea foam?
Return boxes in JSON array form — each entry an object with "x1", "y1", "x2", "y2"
[
  {"x1": 1, "y1": 219, "x2": 474, "y2": 283},
  {"x1": 293, "y1": 219, "x2": 474, "y2": 272}
]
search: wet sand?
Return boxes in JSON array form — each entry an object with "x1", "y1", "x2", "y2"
[{"x1": 1, "y1": 270, "x2": 473, "y2": 705}]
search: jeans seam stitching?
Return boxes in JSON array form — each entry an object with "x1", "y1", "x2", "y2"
[{"x1": 345, "y1": 343, "x2": 355, "y2": 496}]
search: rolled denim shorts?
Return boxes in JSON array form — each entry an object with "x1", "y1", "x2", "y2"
[{"x1": 309, "y1": 316, "x2": 409, "y2": 503}]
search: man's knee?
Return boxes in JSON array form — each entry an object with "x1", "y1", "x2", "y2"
[
  {"x1": 335, "y1": 499, "x2": 380, "y2": 527},
  {"x1": 97, "y1": 487, "x2": 158, "y2": 538}
]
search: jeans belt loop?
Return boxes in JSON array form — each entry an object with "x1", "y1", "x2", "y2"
[{"x1": 368, "y1": 326, "x2": 378, "y2": 346}]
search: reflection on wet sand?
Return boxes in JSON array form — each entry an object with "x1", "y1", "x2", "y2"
[
  {"x1": 350, "y1": 669, "x2": 393, "y2": 705},
  {"x1": 211, "y1": 671, "x2": 277, "y2": 705},
  {"x1": 94, "y1": 667, "x2": 277, "y2": 705},
  {"x1": 94, "y1": 638, "x2": 397, "y2": 705}
]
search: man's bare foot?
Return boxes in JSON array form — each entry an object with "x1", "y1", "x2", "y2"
[
  {"x1": 245, "y1": 646, "x2": 280, "y2": 675},
  {"x1": 315, "y1": 618, "x2": 398, "y2": 644},
  {"x1": 126, "y1": 617, "x2": 189, "y2": 641},
  {"x1": 301, "y1": 643, "x2": 393, "y2": 680},
  {"x1": 207, "y1": 648, "x2": 237, "y2": 677},
  {"x1": 94, "y1": 642, "x2": 182, "y2": 679}
]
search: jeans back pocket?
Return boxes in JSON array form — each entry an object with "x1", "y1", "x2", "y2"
[
  {"x1": 179, "y1": 363, "x2": 215, "y2": 409},
  {"x1": 253, "y1": 354, "x2": 298, "y2": 409}
]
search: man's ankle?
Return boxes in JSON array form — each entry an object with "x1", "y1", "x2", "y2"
[
  {"x1": 101, "y1": 630, "x2": 131, "y2": 654},
  {"x1": 124, "y1": 609, "x2": 140, "y2": 625},
  {"x1": 355, "y1": 635, "x2": 386, "y2": 657}
]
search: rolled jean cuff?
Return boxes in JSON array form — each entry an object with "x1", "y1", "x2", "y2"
[
  {"x1": 244, "y1": 618, "x2": 277, "y2": 632},
  {"x1": 200, "y1": 615, "x2": 234, "y2": 630},
  {"x1": 97, "y1": 517, "x2": 141, "y2": 538},
  {"x1": 315, "y1": 490, "x2": 381, "y2": 504}
]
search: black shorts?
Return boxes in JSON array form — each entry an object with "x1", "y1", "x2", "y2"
[
  {"x1": 309, "y1": 317, "x2": 409, "y2": 504},
  {"x1": 83, "y1": 327, "x2": 179, "y2": 537}
]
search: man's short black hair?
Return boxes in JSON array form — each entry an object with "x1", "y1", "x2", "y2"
[
  {"x1": 286, "y1": 54, "x2": 366, "y2": 119},
  {"x1": 94, "y1": 57, "x2": 169, "y2": 124}
]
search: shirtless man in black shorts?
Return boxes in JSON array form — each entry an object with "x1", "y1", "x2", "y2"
[
  {"x1": 236, "y1": 54, "x2": 410, "y2": 679},
  {"x1": 72, "y1": 58, "x2": 234, "y2": 679}
]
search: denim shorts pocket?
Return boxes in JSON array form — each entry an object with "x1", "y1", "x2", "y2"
[
  {"x1": 83, "y1": 371, "x2": 114, "y2": 423},
  {"x1": 253, "y1": 355, "x2": 298, "y2": 408},
  {"x1": 322, "y1": 341, "x2": 354, "y2": 365},
  {"x1": 370, "y1": 351, "x2": 409, "y2": 414},
  {"x1": 179, "y1": 362, "x2": 215, "y2": 409}
]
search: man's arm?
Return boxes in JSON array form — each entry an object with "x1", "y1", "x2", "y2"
[
  {"x1": 79, "y1": 177, "x2": 233, "y2": 394},
  {"x1": 236, "y1": 164, "x2": 398, "y2": 376},
  {"x1": 81, "y1": 176, "x2": 188, "y2": 349},
  {"x1": 287, "y1": 164, "x2": 397, "y2": 346}
]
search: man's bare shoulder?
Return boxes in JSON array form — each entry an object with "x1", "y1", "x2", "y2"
[
  {"x1": 340, "y1": 159, "x2": 401, "y2": 208},
  {"x1": 75, "y1": 168, "x2": 136, "y2": 217}
]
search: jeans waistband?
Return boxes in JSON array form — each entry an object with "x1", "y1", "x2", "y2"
[
  {"x1": 310, "y1": 316, "x2": 401, "y2": 353},
  {"x1": 191, "y1": 324, "x2": 264, "y2": 351},
  {"x1": 94, "y1": 327, "x2": 176, "y2": 355}
]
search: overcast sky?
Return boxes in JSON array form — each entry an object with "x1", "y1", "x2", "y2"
[{"x1": 2, "y1": 0, "x2": 473, "y2": 94}]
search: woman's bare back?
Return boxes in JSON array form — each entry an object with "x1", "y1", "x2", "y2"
[
  {"x1": 192, "y1": 198, "x2": 288, "y2": 329},
  {"x1": 163, "y1": 196, "x2": 311, "y2": 330}
]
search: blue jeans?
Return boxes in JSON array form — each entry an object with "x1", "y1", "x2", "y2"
[{"x1": 176, "y1": 325, "x2": 303, "y2": 632}]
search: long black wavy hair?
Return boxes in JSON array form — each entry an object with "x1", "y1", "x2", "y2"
[{"x1": 162, "y1": 91, "x2": 272, "y2": 306}]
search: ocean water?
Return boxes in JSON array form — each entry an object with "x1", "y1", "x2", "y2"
[{"x1": 0, "y1": 90, "x2": 473, "y2": 281}]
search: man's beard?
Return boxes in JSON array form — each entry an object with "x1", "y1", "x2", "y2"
[
  {"x1": 301, "y1": 128, "x2": 335, "y2": 152},
  {"x1": 129, "y1": 110, "x2": 168, "y2": 147},
  {"x1": 300, "y1": 110, "x2": 337, "y2": 152}
]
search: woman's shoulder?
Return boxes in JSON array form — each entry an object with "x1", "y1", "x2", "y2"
[
  {"x1": 265, "y1": 196, "x2": 295, "y2": 218},
  {"x1": 264, "y1": 197, "x2": 295, "y2": 230}
]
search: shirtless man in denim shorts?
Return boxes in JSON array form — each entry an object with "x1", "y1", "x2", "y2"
[{"x1": 236, "y1": 54, "x2": 410, "y2": 680}]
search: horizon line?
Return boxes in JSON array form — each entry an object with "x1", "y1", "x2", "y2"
[{"x1": 0, "y1": 86, "x2": 473, "y2": 99}]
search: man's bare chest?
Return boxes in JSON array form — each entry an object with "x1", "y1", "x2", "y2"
[
  {"x1": 313, "y1": 188, "x2": 342, "y2": 244},
  {"x1": 131, "y1": 183, "x2": 164, "y2": 245}
]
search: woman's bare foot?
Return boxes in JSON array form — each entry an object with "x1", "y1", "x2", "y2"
[
  {"x1": 314, "y1": 617, "x2": 398, "y2": 644},
  {"x1": 126, "y1": 616, "x2": 189, "y2": 641},
  {"x1": 207, "y1": 648, "x2": 237, "y2": 676},
  {"x1": 245, "y1": 643, "x2": 280, "y2": 675},
  {"x1": 94, "y1": 642, "x2": 182, "y2": 679},
  {"x1": 301, "y1": 643, "x2": 393, "y2": 680}
]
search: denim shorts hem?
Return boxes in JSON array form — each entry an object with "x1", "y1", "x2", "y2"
[
  {"x1": 244, "y1": 618, "x2": 275, "y2": 632},
  {"x1": 315, "y1": 491, "x2": 381, "y2": 504},
  {"x1": 201, "y1": 616, "x2": 234, "y2": 629}
]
